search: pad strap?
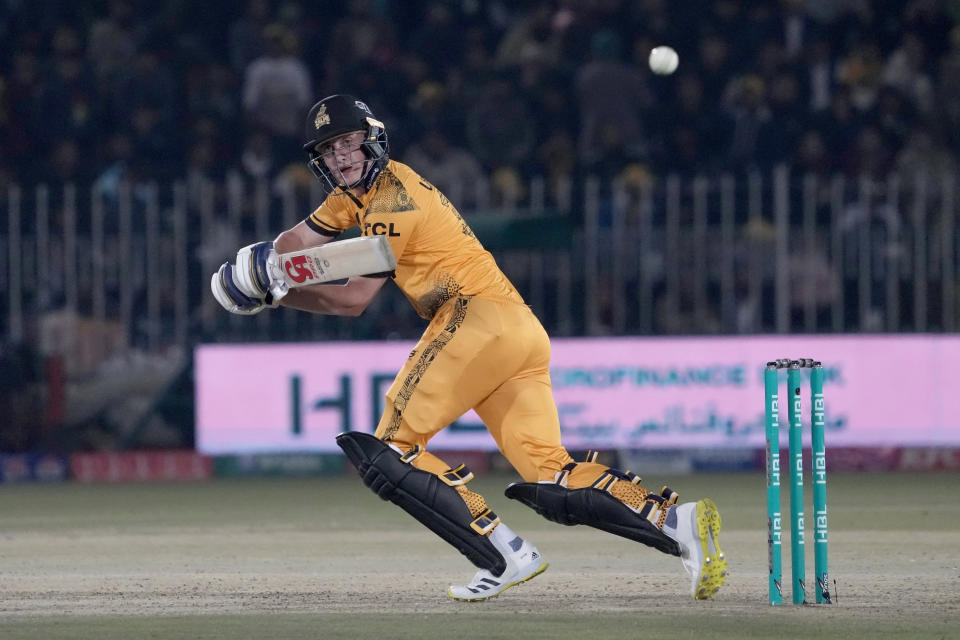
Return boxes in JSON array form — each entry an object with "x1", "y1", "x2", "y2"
[
  {"x1": 399, "y1": 445, "x2": 422, "y2": 464},
  {"x1": 470, "y1": 509, "x2": 501, "y2": 535},
  {"x1": 554, "y1": 461, "x2": 577, "y2": 487},
  {"x1": 659, "y1": 486, "x2": 679, "y2": 506},
  {"x1": 440, "y1": 463, "x2": 474, "y2": 486}
]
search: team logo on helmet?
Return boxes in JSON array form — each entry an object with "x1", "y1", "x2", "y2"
[{"x1": 314, "y1": 104, "x2": 330, "y2": 129}]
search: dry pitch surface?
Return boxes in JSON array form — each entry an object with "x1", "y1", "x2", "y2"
[{"x1": 1, "y1": 472, "x2": 958, "y2": 639}]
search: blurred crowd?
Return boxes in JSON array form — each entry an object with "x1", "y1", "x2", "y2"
[
  {"x1": 3, "y1": 0, "x2": 960, "y2": 452},
  {"x1": 1, "y1": 0, "x2": 959, "y2": 203}
]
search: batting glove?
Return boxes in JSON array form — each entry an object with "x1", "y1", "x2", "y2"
[
  {"x1": 211, "y1": 261, "x2": 275, "y2": 315},
  {"x1": 234, "y1": 241, "x2": 290, "y2": 304}
]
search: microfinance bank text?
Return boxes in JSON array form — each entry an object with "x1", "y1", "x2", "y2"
[{"x1": 550, "y1": 365, "x2": 747, "y2": 389}]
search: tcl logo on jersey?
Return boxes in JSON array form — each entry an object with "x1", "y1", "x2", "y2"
[
  {"x1": 364, "y1": 222, "x2": 401, "y2": 237},
  {"x1": 284, "y1": 255, "x2": 316, "y2": 283}
]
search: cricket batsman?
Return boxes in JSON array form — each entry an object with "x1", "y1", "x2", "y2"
[{"x1": 211, "y1": 94, "x2": 727, "y2": 601}]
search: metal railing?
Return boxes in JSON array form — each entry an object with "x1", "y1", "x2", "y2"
[
  {"x1": 579, "y1": 167, "x2": 956, "y2": 336},
  {"x1": 2, "y1": 166, "x2": 957, "y2": 367}
]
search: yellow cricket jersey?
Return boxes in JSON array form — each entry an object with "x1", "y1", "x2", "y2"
[{"x1": 305, "y1": 160, "x2": 525, "y2": 319}]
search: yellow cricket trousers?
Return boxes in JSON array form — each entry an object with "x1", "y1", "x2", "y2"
[{"x1": 374, "y1": 295, "x2": 575, "y2": 482}]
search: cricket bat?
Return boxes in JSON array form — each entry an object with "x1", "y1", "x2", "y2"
[{"x1": 279, "y1": 236, "x2": 397, "y2": 288}]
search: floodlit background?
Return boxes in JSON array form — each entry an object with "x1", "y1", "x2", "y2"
[
  {"x1": 2, "y1": 0, "x2": 959, "y2": 463},
  {"x1": 1, "y1": 2, "x2": 959, "y2": 638}
]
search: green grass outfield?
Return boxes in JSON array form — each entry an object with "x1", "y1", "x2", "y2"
[{"x1": 1, "y1": 472, "x2": 958, "y2": 639}]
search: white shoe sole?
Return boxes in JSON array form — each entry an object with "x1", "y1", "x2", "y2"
[{"x1": 447, "y1": 561, "x2": 549, "y2": 602}]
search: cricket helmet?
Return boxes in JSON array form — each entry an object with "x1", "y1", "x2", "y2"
[{"x1": 302, "y1": 94, "x2": 389, "y2": 194}]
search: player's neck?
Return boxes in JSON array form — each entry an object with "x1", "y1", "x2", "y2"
[{"x1": 339, "y1": 185, "x2": 366, "y2": 207}]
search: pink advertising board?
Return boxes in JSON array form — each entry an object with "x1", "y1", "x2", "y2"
[{"x1": 195, "y1": 335, "x2": 960, "y2": 454}]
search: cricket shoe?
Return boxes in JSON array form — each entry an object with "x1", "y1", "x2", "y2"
[
  {"x1": 447, "y1": 534, "x2": 548, "y2": 601},
  {"x1": 673, "y1": 498, "x2": 727, "y2": 600}
]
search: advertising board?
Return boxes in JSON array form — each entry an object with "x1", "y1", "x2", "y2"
[{"x1": 196, "y1": 335, "x2": 960, "y2": 454}]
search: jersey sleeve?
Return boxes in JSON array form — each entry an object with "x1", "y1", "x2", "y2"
[{"x1": 305, "y1": 197, "x2": 357, "y2": 237}]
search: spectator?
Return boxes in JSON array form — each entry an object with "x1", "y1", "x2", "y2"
[
  {"x1": 88, "y1": 120, "x2": 159, "y2": 221},
  {"x1": 185, "y1": 61, "x2": 239, "y2": 127},
  {"x1": 706, "y1": 0, "x2": 748, "y2": 67},
  {"x1": 241, "y1": 24, "x2": 312, "y2": 163},
  {"x1": 756, "y1": 68, "x2": 805, "y2": 165},
  {"x1": 324, "y1": 0, "x2": 398, "y2": 92},
  {"x1": 446, "y1": 26, "x2": 497, "y2": 111},
  {"x1": 574, "y1": 29, "x2": 649, "y2": 169},
  {"x1": 405, "y1": 80, "x2": 456, "y2": 142},
  {"x1": 795, "y1": 129, "x2": 834, "y2": 177},
  {"x1": 724, "y1": 75, "x2": 771, "y2": 170},
  {"x1": 776, "y1": 0, "x2": 816, "y2": 61},
  {"x1": 882, "y1": 31, "x2": 935, "y2": 117},
  {"x1": 793, "y1": 129, "x2": 837, "y2": 224},
  {"x1": 494, "y1": 1, "x2": 566, "y2": 74},
  {"x1": 874, "y1": 85, "x2": 914, "y2": 155},
  {"x1": 236, "y1": 129, "x2": 276, "y2": 183},
  {"x1": 48, "y1": 139, "x2": 89, "y2": 184},
  {"x1": 489, "y1": 167, "x2": 526, "y2": 210},
  {"x1": 403, "y1": 129, "x2": 488, "y2": 210},
  {"x1": 113, "y1": 41, "x2": 177, "y2": 124},
  {"x1": 814, "y1": 85, "x2": 863, "y2": 165},
  {"x1": 93, "y1": 132, "x2": 137, "y2": 212},
  {"x1": 937, "y1": 26, "x2": 960, "y2": 149},
  {"x1": 740, "y1": 4, "x2": 778, "y2": 59},
  {"x1": 2, "y1": 49, "x2": 42, "y2": 181},
  {"x1": 843, "y1": 125, "x2": 892, "y2": 178},
  {"x1": 838, "y1": 39, "x2": 884, "y2": 113},
  {"x1": 0, "y1": 162, "x2": 12, "y2": 197},
  {"x1": 659, "y1": 72, "x2": 732, "y2": 175},
  {"x1": 128, "y1": 104, "x2": 174, "y2": 181},
  {"x1": 697, "y1": 30, "x2": 735, "y2": 105},
  {"x1": 86, "y1": 0, "x2": 137, "y2": 95},
  {"x1": 526, "y1": 72, "x2": 575, "y2": 145},
  {"x1": 465, "y1": 73, "x2": 535, "y2": 174},
  {"x1": 895, "y1": 124, "x2": 958, "y2": 180},
  {"x1": 34, "y1": 27, "x2": 99, "y2": 151},
  {"x1": 755, "y1": 37, "x2": 787, "y2": 84},
  {"x1": 535, "y1": 129, "x2": 577, "y2": 209},
  {"x1": 804, "y1": 37, "x2": 836, "y2": 112},
  {"x1": 407, "y1": 2, "x2": 465, "y2": 78},
  {"x1": 228, "y1": 0, "x2": 271, "y2": 74},
  {"x1": 185, "y1": 137, "x2": 221, "y2": 213}
]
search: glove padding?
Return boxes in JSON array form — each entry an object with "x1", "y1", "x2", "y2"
[
  {"x1": 210, "y1": 261, "x2": 276, "y2": 315},
  {"x1": 234, "y1": 241, "x2": 289, "y2": 304}
]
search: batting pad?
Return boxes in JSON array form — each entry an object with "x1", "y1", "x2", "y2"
[{"x1": 336, "y1": 431, "x2": 507, "y2": 575}]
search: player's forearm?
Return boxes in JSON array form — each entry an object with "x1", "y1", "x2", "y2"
[
  {"x1": 279, "y1": 288, "x2": 362, "y2": 316},
  {"x1": 275, "y1": 223, "x2": 329, "y2": 254},
  {"x1": 279, "y1": 276, "x2": 386, "y2": 316}
]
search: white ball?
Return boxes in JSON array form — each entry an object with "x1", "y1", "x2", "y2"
[{"x1": 649, "y1": 46, "x2": 679, "y2": 75}]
